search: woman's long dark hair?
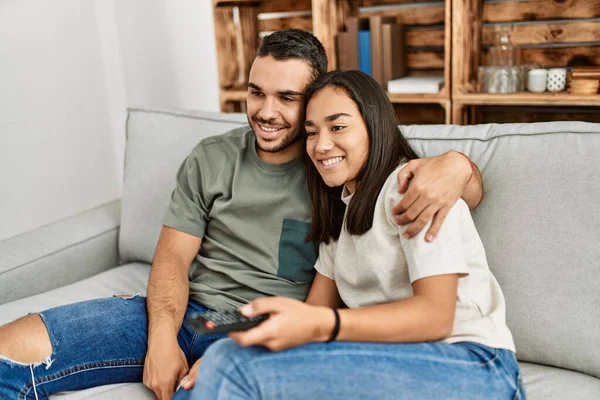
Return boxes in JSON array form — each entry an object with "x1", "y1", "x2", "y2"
[{"x1": 304, "y1": 70, "x2": 419, "y2": 243}]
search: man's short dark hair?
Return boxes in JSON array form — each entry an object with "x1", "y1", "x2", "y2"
[{"x1": 256, "y1": 29, "x2": 328, "y2": 81}]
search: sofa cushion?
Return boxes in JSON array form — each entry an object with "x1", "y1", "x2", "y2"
[
  {"x1": 0, "y1": 262, "x2": 153, "y2": 399},
  {"x1": 0, "y1": 262, "x2": 150, "y2": 325},
  {"x1": 51, "y1": 383, "x2": 153, "y2": 400},
  {"x1": 520, "y1": 362, "x2": 600, "y2": 400},
  {"x1": 402, "y1": 121, "x2": 600, "y2": 379},
  {"x1": 120, "y1": 108, "x2": 247, "y2": 264}
]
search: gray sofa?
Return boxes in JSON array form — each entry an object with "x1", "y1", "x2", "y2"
[{"x1": 1, "y1": 107, "x2": 599, "y2": 399}]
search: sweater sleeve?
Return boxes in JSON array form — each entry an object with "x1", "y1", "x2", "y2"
[{"x1": 384, "y1": 169, "x2": 470, "y2": 283}]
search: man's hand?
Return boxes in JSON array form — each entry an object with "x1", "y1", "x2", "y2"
[
  {"x1": 393, "y1": 152, "x2": 472, "y2": 241},
  {"x1": 143, "y1": 336, "x2": 189, "y2": 400},
  {"x1": 229, "y1": 297, "x2": 334, "y2": 352},
  {"x1": 178, "y1": 357, "x2": 202, "y2": 391}
]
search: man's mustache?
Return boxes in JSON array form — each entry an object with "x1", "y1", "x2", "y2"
[{"x1": 251, "y1": 117, "x2": 290, "y2": 129}]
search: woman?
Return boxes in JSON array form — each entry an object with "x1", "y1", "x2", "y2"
[{"x1": 190, "y1": 70, "x2": 525, "y2": 400}]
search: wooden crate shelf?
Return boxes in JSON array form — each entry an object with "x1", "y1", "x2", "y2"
[
  {"x1": 452, "y1": 0, "x2": 600, "y2": 124},
  {"x1": 214, "y1": 0, "x2": 600, "y2": 124},
  {"x1": 213, "y1": 0, "x2": 451, "y2": 123}
]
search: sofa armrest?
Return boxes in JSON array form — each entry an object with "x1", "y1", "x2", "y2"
[{"x1": 0, "y1": 200, "x2": 121, "y2": 304}]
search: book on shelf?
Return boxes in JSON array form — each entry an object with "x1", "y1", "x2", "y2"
[
  {"x1": 337, "y1": 17, "x2": 362, "y2": 71},
  {"x1": 358, "y1": 30, "x2": 372, "y2": 76},
  {"x1": 336, "y1": 31, "x2": 359, "y2": 70},
  {"x1": 387, "y1": 76, "x2": 444, "y2": 94},
  {"x1": 382, "y1": 22, "x2": 406, "y2": 84},
  {"x1": 336, "y1": 17, "x2": 407, "y2": 85},
  {"x1": 369, "y1": 16, "x2": 396, "y2": 85},
  {"x1": 337, "y1": 17, "x2": 369, "y2": 71}
]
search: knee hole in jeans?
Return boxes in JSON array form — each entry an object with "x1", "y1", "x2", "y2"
[{"x1": 0, "y1": 314, "x2": 54, "y2": 366}]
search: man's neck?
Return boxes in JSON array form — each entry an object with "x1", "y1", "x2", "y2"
[{"x1": 257, "y1": 141, "x2": 304, "y2": 165}]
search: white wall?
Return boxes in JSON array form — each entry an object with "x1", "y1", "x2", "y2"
[
  {"x1": 0, "y1": 1, "x2": 126, "y2": 241},
  {"x1": 0, "y1": 0, "x2": 219, "y2": 241},
  {"x1": 115, "y1": 0, "x2": 220, "y2": 111}
]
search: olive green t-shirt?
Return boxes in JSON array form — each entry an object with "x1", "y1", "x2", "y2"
[{"x1": 163, "y1": 127, "x2": 318, "y2": 311}]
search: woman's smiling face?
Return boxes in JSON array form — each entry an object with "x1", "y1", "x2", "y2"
[{"x1": 304, "y1": 86, "x2": 369, "y2": 193}]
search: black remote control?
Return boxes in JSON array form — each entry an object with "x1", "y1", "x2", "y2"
[{"x1": 185, "y1": 309, "x2": 268, "y2": 335}]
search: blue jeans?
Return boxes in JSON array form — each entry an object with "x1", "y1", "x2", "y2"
[
  {"x1": 190, "y1": 338, "x2": 526, "y2": 400},
  {"x1": 0, "y1": 295, "x2": 226, "y2": 399}
]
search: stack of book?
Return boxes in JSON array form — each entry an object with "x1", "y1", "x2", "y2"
[
  {"x1": 387, "y1": 76, "x2": 444, "y2": 94},
  {"x1": 568, "y1": 67, "x2": 600, "y2": 95},
  {"x1": 336, "y1": 16, "x2": 406, "y2": 88}
]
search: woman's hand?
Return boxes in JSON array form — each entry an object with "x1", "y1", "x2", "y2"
[
  {"x1": 229, "y1": 297, "x2": 335, "y2": 351},
  {"x1": 177, "y1": 357, "x2": 202, "y2": 391}
]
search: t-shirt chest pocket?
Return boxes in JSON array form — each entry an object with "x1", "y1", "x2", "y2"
[{"x1": 277, "y1": 219, "x2": 318, "y2": 282}]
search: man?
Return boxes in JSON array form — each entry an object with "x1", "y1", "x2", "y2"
[{"x1": 0, "y1": 29, "x2": 481, "y2": 400}]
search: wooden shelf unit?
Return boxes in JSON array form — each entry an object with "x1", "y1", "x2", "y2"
[
  {"x1": 452, "y1": 0, "x2": 600, "y2": 124},
  {"x1": 213, "y1": 0, "x2": 452, "y2": 122},
  {"x1": 213, "y1": 0, "x2": 600, "y2": 124}
]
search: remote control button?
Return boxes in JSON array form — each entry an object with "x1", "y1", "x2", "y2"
[{"x1": 206, "y1": 321, "x2": 215, "y2": 329}]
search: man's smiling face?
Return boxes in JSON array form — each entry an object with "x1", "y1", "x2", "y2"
[{"x1": 246, "y1": 55, "x2": 314, "y2": 163}]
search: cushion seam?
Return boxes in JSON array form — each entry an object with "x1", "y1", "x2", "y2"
[{"x1": 406, "y1": 130, "x2": 599, "y2": 143}]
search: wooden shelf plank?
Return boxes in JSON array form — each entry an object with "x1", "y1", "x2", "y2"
[
  {"x1": 221, "y1": 89, "x2": 451, "y2": 105},
  {"x1": 214, "y1": 0, "x2": 260, "y2": 6},
  {"x1": 221, "y1": 89, "x2": 247, "y2": 102},
  {"x1": 483, "y1": 0, "x2": 600, "y2": 23},
  {"x1": 259, "y1": 15, "x2": 312, "y2": 32},
  {"x1": 311, "y1": 0, "x2": 340, "y2": 70},
  {"x1": 214, "y1": 7, "x2": 240, "y2": 90},
  {"x1": 260, "y1": 0, "x2": 312, "y2": 13},
  {"x1": 387, "y1": 92, "x2": 449, "y2": 104},
  {"x1": 482, "y1": 21, "x2": 600, "y2": 47},
  {"x1": 361, "y1": 0, "x2": 440, "y2": 5},
  {"x1": 455, "y1": 92, "x2": 600, "y2": 107},
  {"x1": 359, "y1": 4, "x2": 445, "y2": 26},
  {"x1": 214, "y1": 0, "x2": 313, "y2": 8}
]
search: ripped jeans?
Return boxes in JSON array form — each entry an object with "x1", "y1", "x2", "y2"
[{"x1": 0, "y1": 295, "x2": 226, "y2": 399}]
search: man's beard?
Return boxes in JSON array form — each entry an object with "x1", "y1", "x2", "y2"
[{"x1": 248, "y1": 116, "x2": 302, "y2": 154}]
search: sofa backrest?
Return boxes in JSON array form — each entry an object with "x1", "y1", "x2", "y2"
[
  {"x1": 402, "y1": 121, "x2": 600, "y2": 379},
  {"x1": 120, "y1": 108, "x2": 246, "y2": 264},
  {"x1": 121, "y1": 107, "x2": 600, "y2": 379}
]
